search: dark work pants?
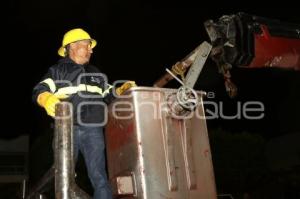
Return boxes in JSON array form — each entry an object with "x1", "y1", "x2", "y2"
[{"x1": 74, "y1": 125, "x2": 112, "y2": 199}]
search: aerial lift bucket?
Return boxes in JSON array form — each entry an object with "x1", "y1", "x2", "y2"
[{"x1": 106, "y1": 87, "x2": 217, "y2": 199}]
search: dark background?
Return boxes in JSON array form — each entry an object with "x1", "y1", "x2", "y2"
[{"x1": 1, "y1": 1, "x2": 300, "y2": 198}]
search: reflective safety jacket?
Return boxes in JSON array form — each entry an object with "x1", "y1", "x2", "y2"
[{"x1": 33, "y1": 57, "x2": 115, "y2": 126}]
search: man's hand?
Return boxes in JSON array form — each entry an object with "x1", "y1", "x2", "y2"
[
  {"x1": 116, "y1": 81, "x2": 137, "y2": 95},
  {"x1": 37, "y1": 92, "x2": 68, "y2": 117}
]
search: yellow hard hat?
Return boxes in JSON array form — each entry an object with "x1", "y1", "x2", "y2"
[{"x1": 58, "y1": 28, "x2": 97, "y2": 57}]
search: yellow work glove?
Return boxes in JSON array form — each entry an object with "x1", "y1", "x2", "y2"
[
  {"x1": 116, "y1": 81, "x2": 137, "y2": 95},
  {"x1": 37, "y1": 92, "x2": 68, "y2": 117}
]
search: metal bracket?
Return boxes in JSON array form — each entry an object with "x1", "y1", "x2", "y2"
[{"x1": 184, "y1": 41, "x2": 212, "y2": 89}]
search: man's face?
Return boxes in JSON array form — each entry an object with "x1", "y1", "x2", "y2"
[{"x1": 70, "y1": 40, "x2": 93, "y2": 64}]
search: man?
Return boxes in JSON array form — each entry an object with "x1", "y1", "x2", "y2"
[{"x1": 32, "y1": 28, "x2": 135, "y2": 199}]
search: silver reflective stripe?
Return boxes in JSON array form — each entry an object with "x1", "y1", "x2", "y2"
[
  {"x1": 54, "y1": 84, "x2": 114, "y2": 97},
  {"x1": 41, "y1": 78, "x2": 56, "y2": 93},
  {"x1": 54, "y1": 85, "x2": 84, "y2": 95},
  {"x1": 102, "y1": 84, "x2": 114, "y2": 96},
  {"x1": 86, "y1": 85, "x2": 103, "y2": 95}
]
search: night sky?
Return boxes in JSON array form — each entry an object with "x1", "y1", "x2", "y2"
[
  {"x1": 2, "y1": 1, "x2": 300, "y2": 140},
  {"x1": 1, "y1": 1, "x2": 300, "y2": 198}
]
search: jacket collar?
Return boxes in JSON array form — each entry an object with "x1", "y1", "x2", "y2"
[
  {"x1": 58, "y1": 57, "x2": 77, "y2": 64},
  {"x1": 58, "y1": 57, "x2": 90, "y2": 66}
]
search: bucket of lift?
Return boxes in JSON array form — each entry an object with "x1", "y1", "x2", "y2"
[{"x1": 106, "y1": 87, "x2": 217, "y2": 199}]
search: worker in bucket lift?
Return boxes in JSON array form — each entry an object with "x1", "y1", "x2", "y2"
[{"x1": 32, "y1": 28, "x2": 136, "y2": 199}]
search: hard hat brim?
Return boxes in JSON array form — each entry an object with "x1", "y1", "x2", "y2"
[{"x1": 58, "y1": 39, "x2": 97, "y2": 57}]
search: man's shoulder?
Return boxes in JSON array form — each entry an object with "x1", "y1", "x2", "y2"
[
  {"x1": 47, "y1": 63, "x2": 68, "y2": 73},
  {"x1": 57, "y1": 58, "x2": 75, "y2": 67},
  {"x1": 49, "y1": 58, "x2": 76, "y2": 71}
]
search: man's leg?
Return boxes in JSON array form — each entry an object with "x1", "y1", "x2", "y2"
[
  {"x1": 78, "y1": 126, "x2": 112, "y2": 199},
  {"x1": 73, "y1": 125, "x2": 80, "y2": 163}
]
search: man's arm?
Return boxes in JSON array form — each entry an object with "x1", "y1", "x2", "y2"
[
  {"x1": 32, "y1": 67, "x2": 59, "y2": 102},
  {"x1": 32, "y1": 66, "x2": 63, "y2": 117}
]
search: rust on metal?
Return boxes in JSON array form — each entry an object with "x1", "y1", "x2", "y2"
[
  {"x1": 54, "y1": 102, "x2": 91, "y2": 199},
  {"x1": 106, "y1": 87, "x2": 217, "y2": 199}
]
